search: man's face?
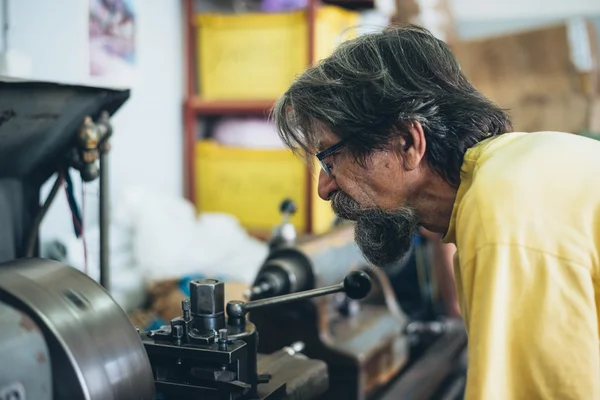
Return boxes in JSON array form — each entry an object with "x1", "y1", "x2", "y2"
[{"x1": 315, "y1": 131, "x2": 420, "y2": 268}]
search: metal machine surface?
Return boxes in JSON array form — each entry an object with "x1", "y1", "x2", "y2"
[
  {"x1": 142, "y1": 268, "x2": 371, "y2": 399},
  {"x1": 0, "y1": 301, "x2": 52, "y2": 400},
  {"x1": 249, "y1": 204, "x2": 468, "y2": 400},
  {"x1": 0, "y1": 77, "x2": 129, "y2": 265},
  {"x1": 0, "y1": 258, "x2": 155, "y2": 400},
  {"x1": 249, "y1": 218, "x2": 411, "y2": 400},
  {"x1": 0, "y1": 258, "x2": 373, "y2": 400}
]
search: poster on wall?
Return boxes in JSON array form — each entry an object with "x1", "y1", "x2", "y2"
[{"x1": 89, "y1": 0, "x2": 137, "y2": 87}]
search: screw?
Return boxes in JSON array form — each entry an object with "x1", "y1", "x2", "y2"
[
  {"x1": 182, "y1": 299, "x2": 191, "y2": 321},
  {"x1": 218, "y1": 329, "x2": 229, "y2": 350},
  {"x1": 218, "y1": 329, "x2": 228, "y2": 343},
  {"x1": 173, "y1": 325, "x2": 184, "y2": 345},
  {"x1": 174, "y1": 325, "x2": 183, "y2": 338}
]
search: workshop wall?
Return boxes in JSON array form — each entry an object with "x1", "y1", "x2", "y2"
[
  {"x1": 451, "y1": 0, "x2": 600, "y2": 22},
  {"x1": 0, "y1": 0, "x2": 184, "y2": 243}
]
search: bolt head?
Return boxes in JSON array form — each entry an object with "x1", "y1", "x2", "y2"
[
  {"x1": 190, "y1": 279, "x2": 224, "y2": 315},
  {"x1": 218, "y1": 328, "x2": 228, "y2": 342},
  {"x1": 173, "y1": 325, "x2": 183, "y2": 338}
]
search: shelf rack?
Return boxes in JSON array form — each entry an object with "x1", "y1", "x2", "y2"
[{"x1": 181, "y1": 0, "x2": 373, "y2": 233}]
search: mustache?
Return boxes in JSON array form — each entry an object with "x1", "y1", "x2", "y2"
[
  {"x1": 329, "y1": 190, "x2": 420, "y2": 268},
  {"x1": 330, "y1": 191, "x2": 367, "y2": 221}
]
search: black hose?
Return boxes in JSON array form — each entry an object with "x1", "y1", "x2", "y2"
[{"x1": 26, "y1": 171, "x2": 64, "y2": 257}]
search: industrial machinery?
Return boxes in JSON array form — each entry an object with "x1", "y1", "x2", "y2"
[
  {"x1": 0, "y1": 257, "x2": 373, "y2": 400},
  {"x1": 0, "y1": 77, "x2": 127, "y2": 293},
  {"x1": 249, "y1": 203, "x2": 410, "y2": 400},
  {"x1": 248, "y1": 203, "x2": 468, "y2": 400},
  {"x1": 0, "y1": 79, "x2": 467, "y2": 400}
]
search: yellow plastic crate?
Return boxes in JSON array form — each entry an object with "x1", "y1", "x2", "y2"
[
  {"x1": 195, "y1": 6, "x2": 360, "y2": 100},
  {"x1": 195, "y1": 140, "x2": 336, "y2": 234}
]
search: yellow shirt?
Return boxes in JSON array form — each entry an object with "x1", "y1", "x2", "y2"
[{"x1": 443, "y1": 131, "x2": 600, "y2": 400}]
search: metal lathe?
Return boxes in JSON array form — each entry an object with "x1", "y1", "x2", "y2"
[{"x1": 0, "y1": 77, "x2": 467, "y2": 400}]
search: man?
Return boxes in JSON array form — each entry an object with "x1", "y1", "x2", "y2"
[
  {"x1": 385, "y1": 228, "x2": 459, "y2": 319},
  {"x1": 272, "y1": 25, "x2": 600, "y2": 399},
  {"x1": 421, "y1": 229, "x2": 460, "y2": 317}
]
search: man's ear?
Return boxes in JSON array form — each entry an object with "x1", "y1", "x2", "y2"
[{"x1": 397, "y1": 121, "x2": 426, "y2": 171}]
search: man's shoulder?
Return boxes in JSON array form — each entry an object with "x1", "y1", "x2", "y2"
[
  {"x1": 467, "y1": 131, "x2": 600, "y2": 193},
  {"x1": 455, "y1": 130, "x2": 600, "y2": 248},
  {"x1": 473, "y1": 130, "x2": 600, "y2": 162}
]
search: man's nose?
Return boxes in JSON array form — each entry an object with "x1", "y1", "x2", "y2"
[{"x1": 317, "y1": 169, "x2": 339, "y2": 200}]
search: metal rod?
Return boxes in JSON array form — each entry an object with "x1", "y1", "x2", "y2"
[
  {"x1": 243, "y1": 283, "x2": 344, "y2": 313},
  {"x1": 99, "y1": 146, "x2": 109, "y2": 291}
]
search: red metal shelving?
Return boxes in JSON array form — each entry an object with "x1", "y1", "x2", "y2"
[
  {"x1": 186, "y1": 97, "x2": 276, "y2": 116},
  {"x1": 182, "y1": 0, "x2": 342, "y2": 234}
]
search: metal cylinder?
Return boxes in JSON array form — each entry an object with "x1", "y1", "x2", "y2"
[
  {"x1": 99, "y1": 147, "x2": 109, "y2": 291},
  {"x1": 251, "y1": 256, "x2": 310, "y2": 299},
  {"x1": 189, "y1": 278, "x2": 225, "y2": 333},
  {"x1": 0, "y1": 258, "x2": 155, "y2": 400}
]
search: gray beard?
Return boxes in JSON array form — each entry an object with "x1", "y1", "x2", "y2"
[{"x1": 330, "y1": 191, "x2": 419, "y2": 268}]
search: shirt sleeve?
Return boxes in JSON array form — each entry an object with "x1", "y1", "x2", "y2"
[{"x1": 458, "y1": 243, "x2": 600, "y2": 400}]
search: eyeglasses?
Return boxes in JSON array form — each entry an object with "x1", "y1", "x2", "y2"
[{"x1": 316, "y1": 141, "x2": 346, "y2": 176}]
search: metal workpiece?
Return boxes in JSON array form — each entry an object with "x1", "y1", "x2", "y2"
[{"x1": 0, "y1": 258, "x2": 155, "y2": 400}]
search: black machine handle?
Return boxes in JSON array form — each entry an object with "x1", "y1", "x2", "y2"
[{"x1": 226, "y1": 270, "x2": 372, "y2": 325}]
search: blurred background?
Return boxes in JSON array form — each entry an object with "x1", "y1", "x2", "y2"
[
  {"x1": 0, "y1": 1, "x2": 598, "y2": 398},
  {"x1": 0, "y1": 0, "x2": 597, "y2": 326}
]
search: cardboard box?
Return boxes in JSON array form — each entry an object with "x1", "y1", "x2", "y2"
[{"x1": 451, "y1": 18, "x2": 599, "y2": 134}]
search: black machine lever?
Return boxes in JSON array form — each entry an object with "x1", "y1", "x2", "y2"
[{"x1": 226, "y1": 270, "x2": 372, "y2": 326}]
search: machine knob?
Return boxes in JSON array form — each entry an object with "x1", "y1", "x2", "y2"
[
  {"x1": 279, "y1": 199, "x2": 297, "y2": 215},
  {"x1": 343, "y1": 271, "x2": 372, "y2": 300},
  {"x1": 226, "y1": 270, "x2": 372, "y2": 326}
]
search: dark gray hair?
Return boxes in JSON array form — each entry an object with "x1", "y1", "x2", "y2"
[{"x1": 271, "y1": 25, "x2": 513, "y2": 187}]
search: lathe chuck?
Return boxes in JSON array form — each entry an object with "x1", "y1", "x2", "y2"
[{"x1": 0, "y1": 258, "x2": 155, "y2": 400}]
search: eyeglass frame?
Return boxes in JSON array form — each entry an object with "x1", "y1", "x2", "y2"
[{"x1": 316, "y1": 141, "x2": 346, "y2": 176}]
